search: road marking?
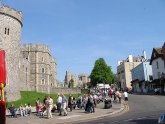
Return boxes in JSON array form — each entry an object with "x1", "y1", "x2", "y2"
[{"x1": 58, "y1": 115, "x2": 81, "y2": 120}]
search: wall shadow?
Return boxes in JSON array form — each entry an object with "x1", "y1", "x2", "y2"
[{"x1": 130, "y1": 118, "x2": 158, "y2": 124}]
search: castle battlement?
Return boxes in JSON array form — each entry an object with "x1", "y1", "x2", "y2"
[
  {"x1": 0, "y1": 5, "x2": 23, "y2": 26},
  {"x1": 21, "y1": 43, "x2": 51, "y2": 53}
]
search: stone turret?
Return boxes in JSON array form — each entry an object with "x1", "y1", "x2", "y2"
[
  {"x1": 0, "y1": 5, "x2": 23, "y2": 101},
  {"x1": 21, "y1": 44, "x2": 57, "y2": 93}
]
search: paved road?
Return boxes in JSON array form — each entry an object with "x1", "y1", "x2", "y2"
[{"x1": 76, "y1": 94, "x2": 165, "y2": 124}]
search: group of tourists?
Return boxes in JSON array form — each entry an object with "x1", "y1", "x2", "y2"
[
  {"x1": 107, "y1": 88, "x2": 129, "y2": 105},
  {"x1": 8, "y1": 103, "x2": 32, "y2": 118},
  {"x1": 19, "y1": 103, "x2": 32, "y2": 116},
  {"x1": 7, "y1": 90, "x2": 129, "y2": 119},
  {"x1": 34, "y1": 92, "x2": 104, "y2": 119}
]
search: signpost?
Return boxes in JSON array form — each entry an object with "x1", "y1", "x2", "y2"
[{"x1": 0, "y1": 50, "x2": 6, "y2": 124}]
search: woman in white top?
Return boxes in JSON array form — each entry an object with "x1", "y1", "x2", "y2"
[{"x1": 123, "y1": 91, "x2": 128, "y2": 105}]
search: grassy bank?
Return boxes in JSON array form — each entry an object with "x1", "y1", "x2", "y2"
[{"x1": 7, "y1": 91, "x2": 81, "y2": 108}]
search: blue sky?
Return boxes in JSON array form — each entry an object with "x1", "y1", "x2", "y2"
[{"x1": 3, "y1": 0, "x2": 165, "y2": 81}]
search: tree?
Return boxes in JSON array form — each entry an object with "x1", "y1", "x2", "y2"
[{"x1": 90, "y1": 58, "x2": 114, "y2": 86}]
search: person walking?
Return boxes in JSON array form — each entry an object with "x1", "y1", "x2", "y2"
[
  {"x1": 89, "y1": 93, "x2": 95, "y2": 113},
  {"x1": 36, "y1": 98, "x2": 41, "y2": 116},
  {"x1": 57, "y1": 93, "x2": 62, "y2": 116},
  {"x1": 118, "y1": 92, "x2": 122, "y2": 104},
  {"x1": 61, "y1": 94, "x2": 68, "y2": 116},
  {"x1": 68, "y1": 94, "x2": 73, "y2": 111},
  {"x1": 46, "y1": 96, "x2": 53, "y2": 119},
  {"x1": 77, "y1": 94, "x2": 82, "y2": 109},
  {"x1": 124, "y1": 90, "x2": 128, "y2": 105}
]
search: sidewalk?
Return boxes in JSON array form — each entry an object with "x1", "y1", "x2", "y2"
[{"x1": 6, "y1": 101, "x2": 126, "y2": 124}]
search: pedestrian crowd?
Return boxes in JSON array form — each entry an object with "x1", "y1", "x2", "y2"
[{"x1": 7, "y1": 90, "x2": 129, "y2": 119}]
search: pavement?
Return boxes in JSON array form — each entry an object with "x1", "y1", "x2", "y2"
[{"x1": 6, "y1": 99, "x2": 127, "y2": 124}]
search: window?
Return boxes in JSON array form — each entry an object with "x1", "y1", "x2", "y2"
[
  {"x1": 42, "y1": 68, "x2": 45, "y2": 73},
  {"x1": 4, "y1": 28, "x2": 7, "y2": 34},
  {"x1": 42, "y1": 57, "x2": 44, "y2": 62},
  {"x1": 156, "y1": 61, "x2": 159, "y2": 69},
  {"x1": 41, "y1": 79, "x2": 45, "y2": 85},
  {"x1": 7, "y1": 28, "x2": 10, "y2": 35},
  {"x1": 4, "y1": 28, "x2": 10, "y2": 35}
]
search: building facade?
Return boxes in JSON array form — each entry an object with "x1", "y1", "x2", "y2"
[
  {"x1": 150, "y1": 48, "x2": 165, "y2": 93},
  {"x1": 0, "y1": 5, "x2": 22, "y2": 101},
  {"x1": 64, "y1": 71, "x2": 90, "y2": 88},
  {"x1": 117, "y1": 53, "x2": 145, "y2": 90},
  {"x1": 0, "y1": 5, "x2": 58, "y2": 101},
  {"x1": 21, "y1": 44, "x2": 57, "y2": 93},
  {"x1": 131, "y1": 61, "x2": 153, "y2": 93}
]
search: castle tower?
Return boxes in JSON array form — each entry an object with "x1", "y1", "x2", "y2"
[
  {"x1": 0, "y1": 6, "x2": 23, "y2": 101},
  {"x1": 21, "y1": 44, "x2": 57, "y2": 93}
]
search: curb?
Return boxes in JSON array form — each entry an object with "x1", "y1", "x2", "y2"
[{"x1": 57, "y1": 104, "x2": 129, "y2": 124}]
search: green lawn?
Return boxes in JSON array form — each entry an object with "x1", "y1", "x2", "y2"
[{"x1": 7, "y1": 91, "x2": 81, "y2": 108}]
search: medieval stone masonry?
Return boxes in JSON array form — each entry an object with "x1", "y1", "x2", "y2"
[
  {"x1": 0, "y1": 5, "x2": 22, "y2": 101},
  {"x1": 0, "y1": 5, "x2": 57, "y2": 101},
  {"x1": 21, "y1": 44, "x2": 57, "y2": 93},
  {"x1": 64, "y1": 71, "x2": 90, "y2": 88}
]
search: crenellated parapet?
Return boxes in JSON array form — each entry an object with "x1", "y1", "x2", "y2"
[
  {"x1": 21, "y1": 43, "x2": 51, "y2": 53},
  {"x1": 0, "y1": 5, "x2": 23, "y2": 26}
]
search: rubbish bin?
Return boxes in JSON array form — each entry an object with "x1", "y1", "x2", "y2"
[{"x1": 104, "y1": 99, "x2": 112, "y2": 109}]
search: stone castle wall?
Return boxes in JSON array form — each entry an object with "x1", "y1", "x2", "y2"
[
  {"x1": 0, "y1": 5, "x2": 59, "y2": 101},
  {"x1": 50, "y1": 57, "x2": 57, "y2": 87},
  {"x1": 0, "y1": 5, "x2": 23, "y2": 26},
  {"x1": 0, "y1": 6, "x2": 22, "y2": 101},
  {"x1": 19, "y1": 56, "x2": 31, "y2": 91},
  {"x1": 21, "y1": 44, "x2": 57, "y2": 93}
]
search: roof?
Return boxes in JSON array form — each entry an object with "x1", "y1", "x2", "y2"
[
  {"x1": 150, "y1": 48, "x2": 164, "y2": 65},
  {"x1": 155, "y1": 48, "x2": 162, "y2": 54}
]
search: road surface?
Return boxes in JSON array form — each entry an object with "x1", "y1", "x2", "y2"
[{"x1": 76, "y1": 94, "x2": 165, "y2": 124}]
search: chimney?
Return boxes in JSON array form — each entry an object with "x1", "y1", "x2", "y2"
[
  {"x1": 128, "y1": 55, "x2": 133, "y2": 62},
  {"x1": 143, "y1": 50, "x2": 147, "y2": 60}
]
